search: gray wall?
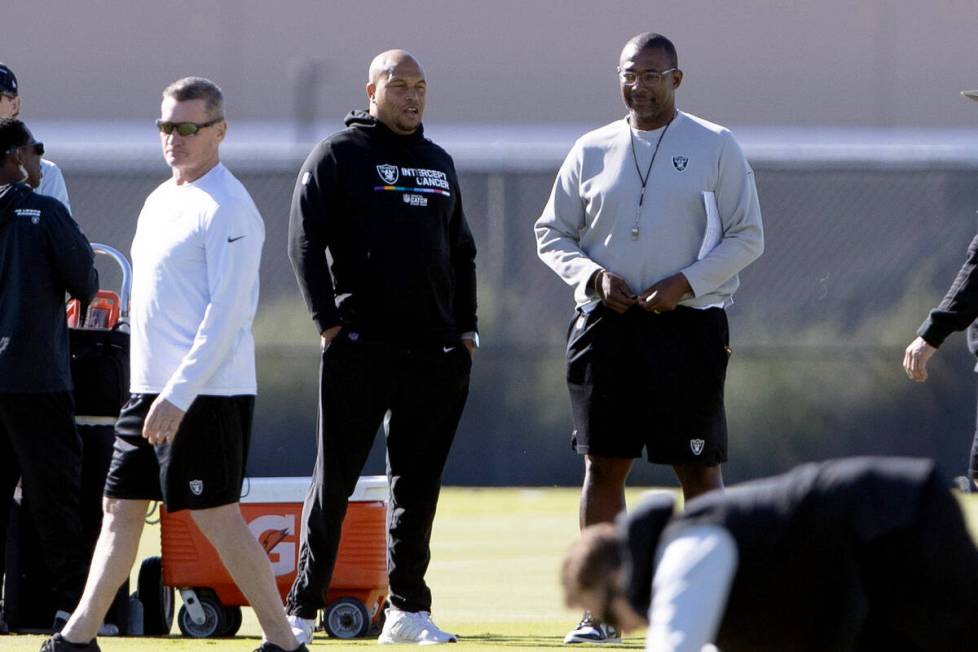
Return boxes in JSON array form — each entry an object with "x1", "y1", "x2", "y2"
[{"x1": 5, "y1": 0, "x2": 978, "y2": 127}]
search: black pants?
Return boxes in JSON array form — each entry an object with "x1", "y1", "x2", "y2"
[
  {"x1": 0, "y1": 392, "x2": 88, "y2": 613},
  {"x1": 285, "y1": 335, "x2": 470, "y2": 617}
]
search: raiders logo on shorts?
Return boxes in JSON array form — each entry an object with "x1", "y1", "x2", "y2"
[
  {"x1": 189, "y1": 479, "x2": 204, "y2": 496},
  {"x1": 690, "y1": 439, "x2": 705, "y2": 455}
]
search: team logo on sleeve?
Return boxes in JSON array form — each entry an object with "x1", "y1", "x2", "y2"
[
  {"x1": 376, "y1": 164, "x2": 400, "y2": 185},
  {"x1": 673, "y1": 155, "x2": 689, "y2": 172},
  {"x1": 690, "y1": 439, "x2": 705, "y2": 455},
  {"x1": 15, "y1": 208, "x2": 41, "y2": 224}
]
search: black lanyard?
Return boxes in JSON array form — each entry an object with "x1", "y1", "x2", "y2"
[{"x1": 628, "y1": 118, "x2": 672, "y2": 240}]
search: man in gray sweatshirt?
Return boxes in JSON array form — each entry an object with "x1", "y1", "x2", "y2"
[{"x1": 534, "y1": 32, "x2": 763, "y2": 644}]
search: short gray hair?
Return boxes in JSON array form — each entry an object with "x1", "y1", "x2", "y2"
[{"x1": 162, "y1": 77, "x2": 224, "y2": 120}]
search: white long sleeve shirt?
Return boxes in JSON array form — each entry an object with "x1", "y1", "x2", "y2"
[
  {"x1": 646, "y1": 525, "x2": 738, "y2": 652},
  {"x1": 38, "y1": 158, "x2": 70, "y2": 214},
  {"x1": 129, "y1": 163, "x2": 264, "y2": 410},
  {"x1": 535, "y1": 111, "x2": 763, "y2": 311}
]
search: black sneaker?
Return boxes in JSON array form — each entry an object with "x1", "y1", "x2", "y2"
[
  {"x1": 40, "y1": 633, "x2": 101, "y2": 652},
  {"x1": 253, "y1": 643, "x2": 309, "y2": 652},
  {"x1": 563, "y1": 612, "x2": 622, "y2": 644}
]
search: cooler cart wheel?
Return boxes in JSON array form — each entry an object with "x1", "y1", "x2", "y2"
[
  {"x1": 220, "y1": 605, "x2": 243, "y2": 637},
  {"x1": 177, "y1": 591, "x2": 226, "y2": 638},
  {"x1": 136, "y1": 556, "x2": 174, "y2": 635},
  {"x1": 323, "y1": 598, "x2": 370, "y2": 639}
]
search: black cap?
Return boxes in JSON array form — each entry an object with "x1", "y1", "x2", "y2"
[{"x1": 0, "y1": 64, "x2": 17, "y2": 96}]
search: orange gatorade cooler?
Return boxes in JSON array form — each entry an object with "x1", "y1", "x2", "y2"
[{"x1": 136, "y1": 475, "x2": 388, "y2": 640}]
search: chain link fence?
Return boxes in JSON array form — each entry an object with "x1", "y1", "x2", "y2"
[{"x1": 58, "y1": 131, "x2": 978, "y2": 485}]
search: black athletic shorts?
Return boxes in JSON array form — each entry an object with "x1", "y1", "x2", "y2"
[
  {"x1": 103, "y1": 393, "x2": 254, "y2": 512},
  {"x1": 566, "y1": 304, "x2": 730, "y2": 465}
]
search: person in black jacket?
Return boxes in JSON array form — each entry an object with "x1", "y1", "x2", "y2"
[
  {"x1": 285, "y1": 50, "x2": 477, "y2": 645},
  {"x1": 904, "y1": 89, "x2": 978, "y2": 491},
  {"x1": 0, "y1": 118, "x2": 97, "y2": 631},
  {"x1": 561, "y1": 457, "x2": 978, "y2": 651}
]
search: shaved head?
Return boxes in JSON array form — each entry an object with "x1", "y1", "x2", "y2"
[
  {"x1": 366, "y1": 49, "x2": 427, "y2": 135},
  {"x1": 368, "y1": 49, "x2": 425, "y2": 84}
]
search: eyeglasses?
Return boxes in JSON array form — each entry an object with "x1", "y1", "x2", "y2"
[
  {"x1": 618, "y1": 68, "x2": 677, "y2": 86},
  {"x1": 5, "y1": 141, "x2": 43, "y2": 156},
  {"x1": 155, "y1": 117, "x2": 223, "y2": 137}
]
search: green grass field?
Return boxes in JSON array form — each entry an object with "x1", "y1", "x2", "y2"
[{"x1": 4, "y1": 488, "x2": 978, "y2": 651}]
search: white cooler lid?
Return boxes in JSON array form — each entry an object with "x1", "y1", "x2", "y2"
[{"x1": 239, "y1": 475, "x2": 388, "y2": 504}]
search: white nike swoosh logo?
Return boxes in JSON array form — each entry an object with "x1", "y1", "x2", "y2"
[{"x1": 443, "y1": 346, "x2": 456, "y2": 353}]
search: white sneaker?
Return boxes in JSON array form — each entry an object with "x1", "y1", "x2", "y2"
[
  {"x1": 378, "y1": 607, "x2": 457, "y2": 645},
  {"x1": 563, "y1": 612, "x2": 621, "y2": 644},
  {"x1": 288, "y1": 614, "x2": 316, "y2": 645},
  {"x1": 52, "y1": 610, "x2": 119, "y2": 636}
]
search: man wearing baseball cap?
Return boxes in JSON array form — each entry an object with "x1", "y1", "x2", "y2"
[
  {"x1": 903, "y1": 88, "x2": 978, "y2": 491},
  {"x1": 0, "y1": 63, "x2": 71, "y2": 213}
]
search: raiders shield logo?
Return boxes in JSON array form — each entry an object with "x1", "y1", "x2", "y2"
[
  {"x1": 690, "y1": 439, "x2": 705, "y2": 455},
  {"x1": 673, "y1": 155, "x2": 689, "y2": 172},
  {"x1": 376, "y1": 164, "x2": 400, "y2": 184},
  {"x1": 189, "y1": 479, "x2": 204, "y2": 496}
]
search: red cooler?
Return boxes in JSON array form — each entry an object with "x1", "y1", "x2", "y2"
[{"x1": 136, "y1": 475, "x2": 388, "y2": 639}]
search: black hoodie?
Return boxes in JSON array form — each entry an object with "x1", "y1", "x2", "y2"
[
  {"x1": 0, "y1": 183, "x2": 97, "y2": 392},
  {"x1": 287, "y1": 111, "x2": 477, "y2": 345}
]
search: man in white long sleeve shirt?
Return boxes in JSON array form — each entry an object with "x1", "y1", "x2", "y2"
[
  {"x1": 0, "y1": 64, "x2": 71, "y2": 212},
  {"x1": 44, "y1": 78, "x2": 304, "y2": 652},
  {"x1": 534, "y1": 33, "x2": 763, "y2": 644}
]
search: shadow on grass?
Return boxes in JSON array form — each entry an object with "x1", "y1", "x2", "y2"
[{"x1": 460, "y1": 633, "x2": 642, "y2": 648}]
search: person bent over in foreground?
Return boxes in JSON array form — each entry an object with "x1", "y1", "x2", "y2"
[{"x1": 562, "y1": 457, "x2": 978, "y2": 652}]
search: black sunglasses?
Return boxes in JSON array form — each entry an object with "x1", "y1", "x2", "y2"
[
  {"x1": 155, "y1": 117, "x2": 223, "y2": 137},
  {"x1": 5, "y1": 141, "x2": 43, "y2": 157}
]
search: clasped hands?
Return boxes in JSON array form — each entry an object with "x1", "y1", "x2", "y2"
[{"x1": 594, "y1": 270, "x2": 692, "y2": 314}]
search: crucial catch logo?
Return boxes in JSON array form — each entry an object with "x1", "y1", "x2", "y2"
[{"x1": 403, "y1": 194, "x2": 428, "y2": 207}]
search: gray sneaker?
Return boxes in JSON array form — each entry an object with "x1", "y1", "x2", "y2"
[{"x1": 563, "y1": 612, "x2": 622, "y2": 644}]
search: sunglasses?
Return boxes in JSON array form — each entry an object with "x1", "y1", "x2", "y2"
[
  {"x1": 4, "y1": 141, "x2": 43, "y2": 156},
  {"x1": 155, "y1": 117, "x2": 223, "y2": 137}
]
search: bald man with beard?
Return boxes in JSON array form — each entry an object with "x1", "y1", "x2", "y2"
[{"x1": 285, "y1": 50, "x2": 477, "y2": 645}]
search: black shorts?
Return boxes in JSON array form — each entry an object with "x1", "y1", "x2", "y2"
[
  {"x1": 566, "y1": 305, "x2": 730, "y2": 465},
  {"x1": 103, "y1": 393, "x2": 254, "y2": 512}
]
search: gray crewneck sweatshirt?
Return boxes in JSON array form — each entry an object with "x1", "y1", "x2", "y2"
[{"x1": 535, "y1": 111, "x2": 764, "y2": 311}]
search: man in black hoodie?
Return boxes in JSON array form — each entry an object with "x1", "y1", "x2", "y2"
[
  {"x1": 561, "y1": 457, "x2": 978, "y2": 651},
  {"x1": 0, "y1": 118, "x2": 97, "y2": 631},
  {"x1": 285, "y1": 50, "x2": 477, "y2": 645}
]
